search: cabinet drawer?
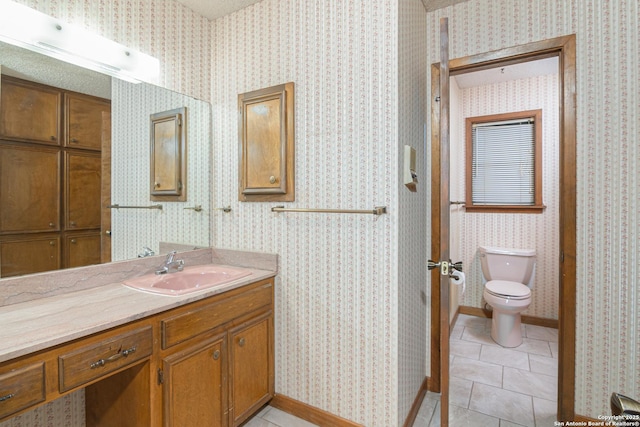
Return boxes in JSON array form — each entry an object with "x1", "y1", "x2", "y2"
[
  {"x1": 58, "y1": 326, "x2": 152, "y2": 392},
  {"x1": 162, "y1": 282, "x2": 272, "y2": 349},
  {"x1": 0, "y1": 362, "x2": 45, "y2": 420}
]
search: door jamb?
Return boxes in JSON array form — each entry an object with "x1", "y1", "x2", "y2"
[{"x1": 428, "y1": 34, "x2": 577, "y2": 421}]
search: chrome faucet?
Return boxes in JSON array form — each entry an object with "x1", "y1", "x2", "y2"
[{"x1": 155, "y1": 251, "x2": 184, "y2": 275}]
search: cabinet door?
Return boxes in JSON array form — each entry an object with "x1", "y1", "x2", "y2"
[
  {"x1": 0, "y1": 76, "x2": 61, "y2": 145},
  {"x1": 0, "y1": 236, "x2": 60, "y2": 277},
  {"x1": 65, "y1": 93, "x2": 110, "y2": 151},
  {"x1": 229, "y1": 314, "x2": 274, "y2": 426},
  {"x1": 64, "y1": 232, "x2": 101, "y2": 268},
  {"x1": 0, "y1": 145, "x2": 60, "y2": 234},
  {"x1": 163, "y1": 335, "x2": 227, "y2": 427},
  {"x1": 238, "y1": 83, "x2": 294, "y2": 202},
  {"x1": 65, "y1": 151, "x2": 101, "y2": 230}
]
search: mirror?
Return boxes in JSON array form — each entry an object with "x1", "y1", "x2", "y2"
[{"x1": 0, "y1": 40, "x2": 212, "y2": 275}]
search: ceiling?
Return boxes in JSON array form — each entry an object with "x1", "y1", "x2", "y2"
[
  {"x1": 454, "y1": 57, "x2": 559, "y2": 88},
  {"x1": 174, "y1": 0, "x2": 471, "y2": 21}
]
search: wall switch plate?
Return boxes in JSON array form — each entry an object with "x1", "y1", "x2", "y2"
[{"x1": 404, "y1": 145, "x2": 417, "y2": 192}]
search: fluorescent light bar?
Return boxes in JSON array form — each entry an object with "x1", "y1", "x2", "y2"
[{"x1": 0, "y1": 0, "x2": 159, "y2": 84}]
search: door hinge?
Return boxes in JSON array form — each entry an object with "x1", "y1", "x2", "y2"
[{"x1": 157, "y1": 368, "x2": 164, "y2": 384}]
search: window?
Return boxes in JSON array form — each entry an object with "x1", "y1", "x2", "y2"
[{"x1": 465, "y1": 110, "x2": 544, "y2": 213}]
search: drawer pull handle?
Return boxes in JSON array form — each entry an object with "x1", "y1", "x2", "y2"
[
  {"x1": 0, "y1": 393, "x2": 15, "y2": 402},
  {"x1": 238, "y1": 338, "x2": 246, "y2": 347},
  {"x1": 213, "y1": 350, "x2": 220, "y2": 360},
  {"x1": 90, "y1": 346, "x2": 137, "y2": 369}
]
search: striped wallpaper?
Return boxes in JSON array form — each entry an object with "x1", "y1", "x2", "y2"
[{"x1": 1, "y1": 0, "x2": 638, "y2": 425}]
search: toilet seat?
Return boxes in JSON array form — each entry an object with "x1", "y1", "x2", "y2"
[{"x1": 485, "y1": 280, "x2": 531, "y2": 300}]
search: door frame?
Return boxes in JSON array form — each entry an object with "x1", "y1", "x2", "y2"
[{"x1": 429, "y1": 34, "x2": 577, "y2": 421}]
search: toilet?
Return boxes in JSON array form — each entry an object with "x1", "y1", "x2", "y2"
[{"x1": 479, "y1": 245, "x2": 537, "y2": 348}]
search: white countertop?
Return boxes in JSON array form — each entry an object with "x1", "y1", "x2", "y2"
[{"x1": 0, "y1": 265, "x2": 275, "y2": 364}]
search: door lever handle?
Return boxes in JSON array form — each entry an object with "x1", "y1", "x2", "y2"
[
  {"x1": 451, "y1": 261, "x2": 463, "y2": 272},
  {"x1": 427, "y1": 260, "x2": 440, "y2": 270}
]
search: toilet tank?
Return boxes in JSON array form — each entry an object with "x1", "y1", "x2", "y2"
[{"x1": 479, "y1": 246, "x2": 537, "y2": 287}]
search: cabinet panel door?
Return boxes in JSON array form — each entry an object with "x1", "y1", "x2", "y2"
[
  {"x1": 65, "y1": 151, "x2": 101, "y2": 230},
  {"x1": 64, "y1": 232, "x2": 101, "y2": 268},
  {"x1": 65, "y1": 94, "x2": 110, "y2": 151},
  {"x1": 163, "y1": 336, "x2": 227, "y2": 427},
  {"x1": 0, "y1": 236, "x2": 60, "y2": 277},
  {"x1": 0, "y1": 145, "x2": 60, "y2": 233},
  {"x1": 229, "y1": 314, "x2": 273, "y2": 426},
  {"x1": 0, "y1": 76, "x2": 61, "y2": 145}
]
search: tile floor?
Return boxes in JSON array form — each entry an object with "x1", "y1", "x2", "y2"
[
  {"x1": 244, "y1": 314, "x2": 558, "y2": 427},
  {"x1": 414, "y1": 314, "x2": 559, "y2": 427},
  {"x1": 243, "y1": 405, "x2": 319, "y2": 427}
]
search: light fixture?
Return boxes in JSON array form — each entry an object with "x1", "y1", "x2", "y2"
[{"x1": 0, "y1": 0, "x2": 160, "y2": 84}]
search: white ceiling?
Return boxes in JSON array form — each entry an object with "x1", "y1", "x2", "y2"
[
  {"x1": 453, "y1": 57, "x2": 559, "y2": 88},
  {"x1": 174, "y1": 0, "x2": 472, "y2": 21},
  {"x1": 174, "y1": 0, "x2": 263, "y2": 20}
]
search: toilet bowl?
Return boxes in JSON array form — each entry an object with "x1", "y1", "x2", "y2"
[{"x1": 479, "y1": 246, "x2": 536, "y2": 347}]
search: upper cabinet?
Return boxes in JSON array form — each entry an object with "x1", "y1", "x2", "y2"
[
  {"x1": 0, "y1": 144, "x2": 61, "y2": 233},
  {"x1": 150, "y1": 107, "x2": 187, "y2": 201},
  {"x1": 0, "y1": 76, "x2": 62, "y2": 146},
  {"x1": 65, "y1": 93, "x2": 110, "y2": 151},
  {"x1": 238, "y1": 82, "x2": 294, "y2": 202}
]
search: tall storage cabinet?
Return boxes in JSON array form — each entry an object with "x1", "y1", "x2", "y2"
[{"x1": 0, "y1": 75, "x2": 110, "y2": 277}]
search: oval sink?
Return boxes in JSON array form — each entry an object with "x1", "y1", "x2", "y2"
[{"x1": 123, "y1": 265, "x2": 252, "y2": 296}]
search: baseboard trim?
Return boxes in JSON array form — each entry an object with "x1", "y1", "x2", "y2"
[
  {"x1": 458, "y1": 305, "x2": 559, "y2": 329},
  {"x1": 403, "y1": 377, "x2": 430, "y2": 427},
  {"x1": 270, "y1": 394, "x2": 363, "y2": 427}
]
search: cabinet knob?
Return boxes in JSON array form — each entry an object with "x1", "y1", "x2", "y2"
[
  {"x1": 213, "y1": 350, "x2": 220, "y2": 360},
  {"x1": 49, "y1": 241, "x2": 55, "y2": 246},
  {"x1": 70, "y1": 138, "x2": 78, "y2": 143},
  {"x1": 50, "y1": 136, "x2": 56, "y2": 141},
  {"x1": 238, "y1": 338, "x2": 246, "y2": 347},
  {"x1": 49, "y1": 222, "x2": 55, "y2": 228},
  {"x1": 154, "y1": 181, "x2": 161, "y2": 188},
  {"x1": 70, "y1": 221, "x2": 76, "y2": 227},
  {"x1": 105, "y1": 230, "x2": 112, "y2": 236},
  {"x1": 269, "y1": 176, "x2": 276, "y2": 184},
  {"x1": 71, "y1": 239, "x2": 77, "y2": 244}
]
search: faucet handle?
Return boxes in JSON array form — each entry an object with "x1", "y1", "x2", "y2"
[{"x1": 165, "y1": 250, "x2": 176, "y2": 263}]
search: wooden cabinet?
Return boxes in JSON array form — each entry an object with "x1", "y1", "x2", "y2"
[
  {"x1": 162, "y1": 335, "x2": 227, "y2": 427},
  {"x1": 65, "y1": 93, "x2": 110, "y2": 151},
  {"x1": 64, "y1": 232, "x2": 102, "y2": 269},
  {"x1": 158, "y1": 278, "x2": 274, "y2": 427},
  {"x1": 0, "y1": 362, "x2": 45, "y2": 420},
  {"x1": 0, "y1": 276, "x2": 275, "y2": 426},
  {"x1": 0, "y1": 145, "x2": 60, "y2": 234},
  {"x1": 0, "y1": 76, "x2": 109, "y2": 275},
  {"x1": 0, "y1": 76, "x2": 61, "y2": 145},
  {"x1": 229, "y1": 314, "x2": 273, "y2": 426},
  {"x1": 65, "y1": 151, "x2": 101, "y2": 230},
  {"x1": 238, "y1": 82, "x2": 295, "y2": 202},
  {"x1": 0, "y1": 236, "x2": 60, "y2": 278}
]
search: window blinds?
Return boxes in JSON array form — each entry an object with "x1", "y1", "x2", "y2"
[{"x1": 471, "y1": 120, "x2": 535, "y2": 205}]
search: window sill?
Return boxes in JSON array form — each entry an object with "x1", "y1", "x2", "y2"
[{"x1": 463, "y1": 204, "x2": 546, "y2": 214}]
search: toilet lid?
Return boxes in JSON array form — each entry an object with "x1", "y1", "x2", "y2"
[{"x1": 485, "y1": 280, "x2": 531, "y2": 299}]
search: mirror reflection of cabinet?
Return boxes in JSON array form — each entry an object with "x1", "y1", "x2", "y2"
[
  {"x1": 0, "y1": 75, "x2": 109, "y2": 277},
  {"x1": 150, "y1": 107, "x2": 186, "y2": 201},
  {"x1": 0, "y1": 76, "x2": 61, "y2": 145},
  {"x1": 238, "y1": 82, "x2": 294, "y2": 202}
]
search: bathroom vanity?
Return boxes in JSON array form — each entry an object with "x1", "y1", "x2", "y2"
[{"x1": 0, "y1": 248, "x2": 276, "y2": 426}]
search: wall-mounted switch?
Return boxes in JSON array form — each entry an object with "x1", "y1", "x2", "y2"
[{"x1": 404, "y1": 145, "x2": 418, "y2": 192}]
